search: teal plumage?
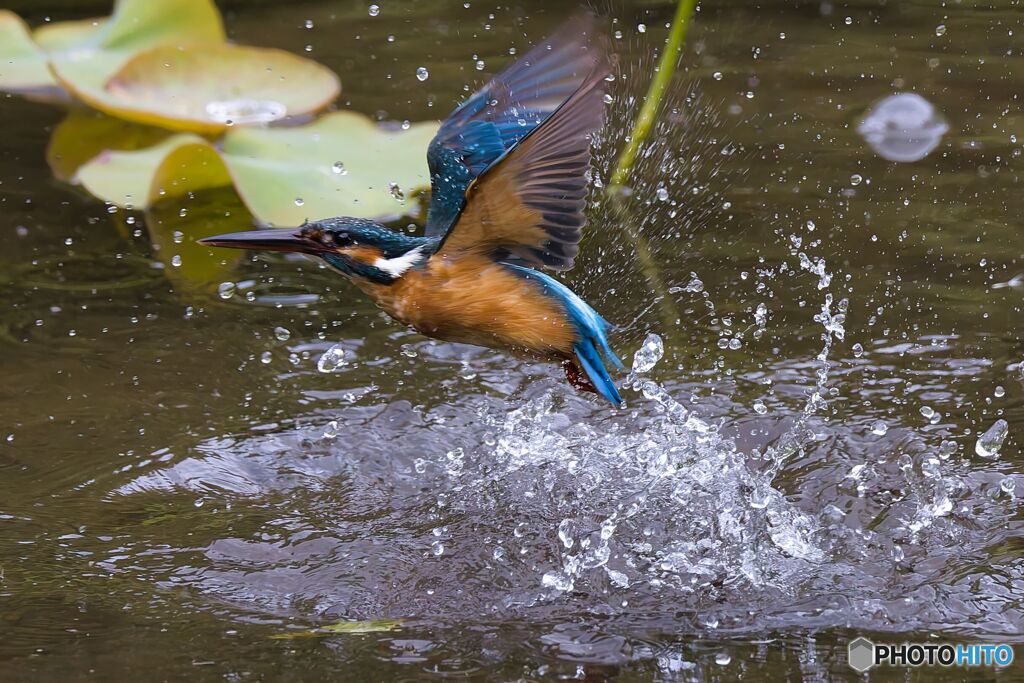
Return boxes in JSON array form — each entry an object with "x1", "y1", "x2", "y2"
[{"x1": 200, "y1": 16, "x2": 625, "y2": 406}]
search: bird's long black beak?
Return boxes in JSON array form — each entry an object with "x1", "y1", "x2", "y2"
[{"x1": 198, "y1": 229, "x2": 321, "y2": 254}]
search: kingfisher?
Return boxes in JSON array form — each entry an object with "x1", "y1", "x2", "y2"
[{"x1": 200, "y1": 18, "x2": 625, "y2": 405}]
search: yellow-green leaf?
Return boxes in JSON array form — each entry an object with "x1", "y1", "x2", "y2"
[
  {"x1": 3, "y1": 0, "x2": 224, "y2": 102},
  {"x1": 0, "y1": 10, "x2": 60, "y2": 97},
  {"x1": 47, "y1": 109, "x2": 173, "y2": 182},
  {"x1": 220, "y1": 112, "x2": 437, "y2": 225},
  {"x1": 73, "y1": 112, "x2": 439, "y2": 225},
  {"x1": 77, "y1": 43, "x2": 340, "y2": 133},
  {"x1": 270, "y1": 618, "x2": 403, "y2": 639},
  {"x1": 75, "y1": 134, "x2": 214, "y2": 208}
]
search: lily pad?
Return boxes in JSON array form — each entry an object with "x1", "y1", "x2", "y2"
[
  {"x1": 2, "y1": 0, "x2": 224, "y2": 101},
  {"x1": 270, "y1": 618, "x2": 403, "y2": 639},
  {"x1": 0, "y1": 10, "x2": 60, "y2": 98},
  {"x1": 47, "y1": 109, "x2": 172, "y2": 182},
  {"x1": 75, "y1": 112, "x2": 439, "y2": 225},
  {"x1": 76, "y1": 43, "x2": 341, "y2": 132}
]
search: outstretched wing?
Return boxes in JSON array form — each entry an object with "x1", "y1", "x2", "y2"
[
  {"x1": 424, "y1": 15, "x2": 605, "y2": 242},
  {"x1": 432, "y1": 57, "x2": 609, "y2": 271}
]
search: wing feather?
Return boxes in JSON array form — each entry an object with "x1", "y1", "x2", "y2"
[
  {"x1": 434, "y1": 59, "x2": 610, "y2": 271},
  {"x1": 423, "y1": 15, "x2": 605, "y2": 240}
]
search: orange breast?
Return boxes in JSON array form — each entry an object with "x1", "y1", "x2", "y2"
[{"x1": 356, "y1": 254, "x2": 578, "y2": 358}]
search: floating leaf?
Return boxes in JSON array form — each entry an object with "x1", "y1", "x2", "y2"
[
  {"x1": 76, "y1": 134, "x2": 215, "y2": 208},
  {"x1": 67, "y1": 43, "x2": 340, "y2": 133},
  {"x1": 0, "y1": 10, "x2": 60, "y2": 98},
  {"x1": 47, "y1": 109, "x2": 172, "y2": 182},
  {"x1": 217, "y1": 113, "x2": 437, "y2": 224},
  {"x1": 2, "y1": 0, "x2": 224, "y2": 102},
  {"x1": 75, "y1": 112, "x2": 439, "y2": 224},
  {"x1": 270, "y1": 618, "x2": 403, "y2": 639}
]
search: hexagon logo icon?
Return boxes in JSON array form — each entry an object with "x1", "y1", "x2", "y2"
[{"x1": 848, "y1": 637, "x2": 876, "y2": 672}]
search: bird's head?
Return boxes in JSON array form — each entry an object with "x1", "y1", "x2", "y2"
[{"x1": 199, "y1": 217, "x2": 432, "y2": 285}]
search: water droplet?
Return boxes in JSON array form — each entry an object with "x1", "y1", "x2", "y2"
[
  {"x1": 637, "y1": 23, "x2": 647, "y2": 33},
  {"x1": 259, "y1": 351, "x2": 272, "y2": 364},
  {"x1": 557, "y1": 519, "x2": 575, "y2": 549},
  {"x1": 656, "y1": 186, "x2": 669, "y2": 202},
  {"x1": 332, "y1": 161, "x2": 347, "y2": 175},
  {"x1": 416, "y1": 66, "x2": 429, "y2": 81},
  {"x1": 304, "y1": 18, "x2": 314, "y2": 29},
  {"x1": 317, "y1": 344, "x2": 347, "y2": 373},
  {"x1": 850, "y1": 173, "x2": 863, "y2": 185},
  {"x1": 475, "y1": 59, "x2": 485, "y2": 71},
  {"x1": 388, "y1": 182, "x2": 405, "y2": 202},
  {"x1": 728, "y1": 338, "x2": 742, "y2": 350},
  {"x1": 994, "y1": 385, "x2": 1005, "y2": 398},
  {"x1": 431, "y1": 541, "x2": 445, "y2": 556},
  {"x1": 935, "y1": 23, "x2": 947, "y2": 36},
  {"x1": 857, "y1": 93, "x2": 949, "y2": 162},
  {"x1": 975, "y1": 419, "x2": 1008, "y2": 458},
  {"x1": 217, "y1": 282, "x2": 236, "y2": 300},
  {"x1": 753, "y1": 400, "x2": 767, "y2": 415},
  {"x1": 401, "y1": 345, "x2": 418, "y2": 358},
  {"x1": 871, "y1": 420, "x2": 888, "y2": 436},
  {"x1": 852, "y1": 342, "x2": 864, "y2": 358},
  {"x1": 294, "y1": 197, "x2": 305, "y2": 207},
  {"x1": 632, "y1": 334, "x2": 664, "y2": 373},
  {"x1": 939, "y1": 439, "x2": 958, "y2": 459},
  {"x1": 713, "y1": 71, "x2": 723, "y2": 80},
  {"x1": 920, "y1": 405, "x2": 935, "y2": 420},
  {"x1": 368, "y1": 3, "x2": 380, "y2": 16},
  {"x1": 274, "y1": 326, "x2": 291, "y2": 341},
  {"x1": 715, "y1": 652, "x2": 732, "y2": 666},
  {"x1": 172, "y1": 230, "x2": 184, "y2": 244},
  {"x1": 1000, "y1": 477, "x2": 1016, "y2": 496},
  {"x1": 323, "y1": 420, "x2": 339, "y2": 439}
]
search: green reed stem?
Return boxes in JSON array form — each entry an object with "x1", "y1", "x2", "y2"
[{"x1": 609, "y1": 0, "x2": 698, "y2": 333}]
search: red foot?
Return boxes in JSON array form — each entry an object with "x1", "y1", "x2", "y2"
[{"x1": 562, "y1": 359, "x2": 598, "y2": 395}]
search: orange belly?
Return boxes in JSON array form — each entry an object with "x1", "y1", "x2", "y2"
[{"x1": 356, "y1": 255, "x2": 578, "y2": 358}]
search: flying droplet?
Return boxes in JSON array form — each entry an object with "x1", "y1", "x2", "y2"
[
  {"x1": 475, "y1": 59, "x2": 485, "y2": 71},
  {"x1": 852, "y1": 342, "x2": 864, "y2": 358},
  {"x1": 388, "y1": 182, "x2": 406, "y2": 202},
  {"x1": 332, "y1": 161, "x2": 347, "y2": 175},
  {"x1": 317, "y1": 344, "x2": 347, "y2": 373},
  {"x1": 170, "y1": 255, "x2": 182, "y2": 267},
  {"x1": 637, "y1": 23, "x2": 647, "y2": 33},
  {"x1": 632, "y1": 333, "x2": 664, "y2": 373},
  {"x1": 259, "y1": 351, "x2": 272, "y2": 364},
  {"x1": 715, "y1": 653, "x2": 732, "y2": 666},
  {"x1": 274, "y1": 326, "x2": 291, "y2": 341},
  {"x1": 935, "y1": 24, "x2": 947, "y2": 36},
  {"x1": 975, "y1": 419, "x2": 1008, "y2": 458},
  {"x1": 217, "y1": 282, "x2": 236, "y2": 300},
  {"x1": 294, "y1": 197, "x2": 305, "y2": 206},
  {"x1": 850, "y1": 173, "x2": 863, "y2": 186},
  {"x1": 416, "y1": 66, "x2": 429, "y2": 81},
  {"x1": 368, "y1": 4, "x2": 380, "y2": 16},
  {"x1": 656, "y1": 187, "x2": 669, "y2": 202},
  {"x1": 871, "y1": 420, "x2": 888, "y2": 436},
  {"x1": 857, "y1": 93, "x2": 949, "y2": 162}
]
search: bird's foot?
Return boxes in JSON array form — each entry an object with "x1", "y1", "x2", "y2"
[{"x1": 562, "y1": 359, "x2": 598, "y2": 395}]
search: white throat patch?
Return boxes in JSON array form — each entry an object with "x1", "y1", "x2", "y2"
[{"x1": 373, "y1": 246, "x2": 425, "y2": 278}]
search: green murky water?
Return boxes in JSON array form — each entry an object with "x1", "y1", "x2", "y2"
[{"x1": 1, "y1": 1, "x2": 1022, "y2": 680}]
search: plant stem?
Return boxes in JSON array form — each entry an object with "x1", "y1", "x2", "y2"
[{"x1": 608, "y1": 0, "x2": 698, "y2": 334}]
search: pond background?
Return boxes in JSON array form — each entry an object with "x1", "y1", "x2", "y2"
[{"x1": 1, "y1": 0, "x2": 1023, "y2": 680}]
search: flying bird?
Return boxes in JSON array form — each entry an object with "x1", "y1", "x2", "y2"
[{"x1": 200, "y1": 17, "x2": 624, "y2": 405}]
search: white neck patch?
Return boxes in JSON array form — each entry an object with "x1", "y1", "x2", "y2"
[{"x1": 373, "y1": 246, "x2": 425, "y2": 278}]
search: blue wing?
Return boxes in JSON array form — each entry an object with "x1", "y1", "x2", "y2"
[{"x1": 424, "y1": 15, "x2": 605, "y2": 241}]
